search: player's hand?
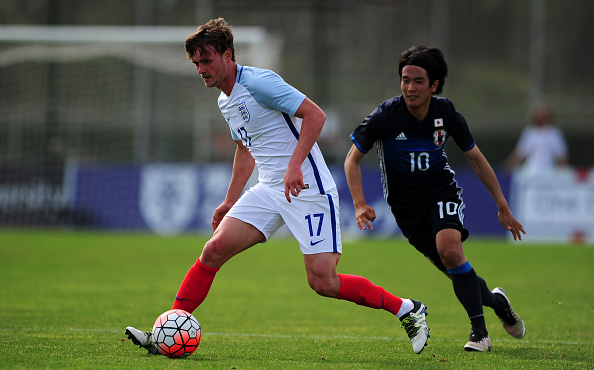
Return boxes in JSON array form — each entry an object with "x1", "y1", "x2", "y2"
[
  {"x1": 212, "y1": 202, "x2": 233, "y2": 231},
  {"x1": 498, "y1": 207, "x2": 526, "y2": 241},
  {"x1": 284, "y1": 165, "x2": 305, "y2": 203},
  {"x1": 355, "y1": 203, "x2": 376, "y2": 231}
]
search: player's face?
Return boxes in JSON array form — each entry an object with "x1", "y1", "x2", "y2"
[
  {"x1": 400, "y1": 65, "x2": 438, "y2": 116},
  {"x1": 191, "y1": 45, "x2": 231, "y2": 90}
]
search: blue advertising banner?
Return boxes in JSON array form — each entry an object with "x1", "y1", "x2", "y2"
[{"x1": 68, "y1": 164, "x2": 509, "y2": 238}]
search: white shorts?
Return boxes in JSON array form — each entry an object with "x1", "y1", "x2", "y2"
[{"x1": 226, "y1": 183, "x2": 342, "y2": 254}]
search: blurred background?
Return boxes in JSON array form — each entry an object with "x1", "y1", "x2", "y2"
[{"x1": 1, "y1": 0, "x2": 593, "y2": 240}]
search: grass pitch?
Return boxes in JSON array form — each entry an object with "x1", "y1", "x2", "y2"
[{"x1": 0, "y1": 230, "x2": 592, "y2": 369}]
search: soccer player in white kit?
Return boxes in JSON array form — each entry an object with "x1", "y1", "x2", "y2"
[
  {"x1": 506, "y1": 105, "x2": 568, "y2": 174},
  {"x1": 126, "y1": 18, "x2": 430, "y2": 355}
]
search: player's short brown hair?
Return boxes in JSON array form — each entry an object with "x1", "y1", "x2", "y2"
[{"x1": 185, "y1": 18, "x2": 235, "y2": 61}]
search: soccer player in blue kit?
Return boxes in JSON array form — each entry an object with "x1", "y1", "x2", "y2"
[
  {"x1": 344, "y1": 45, "x2": 526, "y2": 352},
  {"x1": 126, "y1": 19, "x2": 430, "y2": 355}
]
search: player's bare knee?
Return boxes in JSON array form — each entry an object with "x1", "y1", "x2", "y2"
[
  {"x1": 201, "y1": 238, "x2": 230, "y2": 266},
  {"x1": 307, "y1": 276, "x2": 339, "y2": 298},
  {"x1": 439, "y1": 248, "x2": 466, "y2": 269},
  {"x1": 312, "y1": 284, "x2": 335, "y2": 298}
]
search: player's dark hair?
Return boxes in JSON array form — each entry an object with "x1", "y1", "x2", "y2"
[
  {"x1": 185, "y1": 18, "x2": 235, "y2": 61},
  {"x1": 398, "y1": 45, "x2": 448, "y2": 95}
]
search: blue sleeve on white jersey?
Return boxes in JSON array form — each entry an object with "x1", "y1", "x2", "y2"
[
  {"x1": 238, "y1": 66, "x2": 306, "y2": 116},
  {"x1": 229, "y1": 124, "x2": 239, "y2": 140}
]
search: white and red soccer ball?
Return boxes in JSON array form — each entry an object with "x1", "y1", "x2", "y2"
[{"x1": 152, "y1": 309, "x2": 201, "y2": 358}]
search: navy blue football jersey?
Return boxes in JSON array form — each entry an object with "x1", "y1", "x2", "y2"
[{"x1": 350, "y1": 96, "x2": 475, "y2": 209}]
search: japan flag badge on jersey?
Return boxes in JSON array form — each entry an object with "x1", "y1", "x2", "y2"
[
  {"x1": 434, "y1": 118, "x2": 444, "y2": 127},
  {"x1": 433, "y1": 129, "x2": 446, "y2": 147}
]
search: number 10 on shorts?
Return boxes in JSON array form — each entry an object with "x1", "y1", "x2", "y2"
[{"x1": 437, "y1": 201, "x2": 459, "y2": 219}]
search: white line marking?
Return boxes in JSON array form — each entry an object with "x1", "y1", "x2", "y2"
[{"x1": 0, "y1": 327, "x2": 588, "y2": 346}]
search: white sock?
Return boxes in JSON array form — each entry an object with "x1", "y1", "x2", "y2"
[{"x1": 396, "y1": 299, "x2": 414, "y2": 319}]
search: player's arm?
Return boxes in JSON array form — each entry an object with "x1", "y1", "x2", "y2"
[
  {"x1": 464, "y1": 145, "x2": 526, "y2": 240},
  {"x1": 556, "y1": 155, "x2": 568, "y2": 167},
  {"x1": 503, "y1": 150, "x2": 524, "y2": 172},
  {"x1": 556, "y1": 150, "x2": 568, "y2": 167},
  {"x1": 284, "y1": 97, "x2": 326, "y2": 203},
  {"x1": 344, "y1": 144, "x2": 376, "y2": 231},
  {"x1": 212, "y1": 140, "x2": 255, "y2": 230}
]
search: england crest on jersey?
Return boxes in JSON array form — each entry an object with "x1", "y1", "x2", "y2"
[
  {"x1": 237, "y1": 102, "x2": 250, "y2": 122},
  {"x1": 433, "y1": 129, "x2": 446, "y2": 147}
]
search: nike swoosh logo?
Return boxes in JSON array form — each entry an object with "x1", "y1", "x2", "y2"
[{"x1": 310, "y1": 239, "x2": 325, "y2": 246}]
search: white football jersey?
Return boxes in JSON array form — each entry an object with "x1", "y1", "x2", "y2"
[
  {"x1": 218, "y1": 65, "x2": 336, "y2": 194},
  {"x1": 515, "y1": 125, "x2": 567, "y2": 174}
]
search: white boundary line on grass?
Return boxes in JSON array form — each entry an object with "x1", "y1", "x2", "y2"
[{"x1": 1, "y1": 327, "x2": 587, "y2": 346}]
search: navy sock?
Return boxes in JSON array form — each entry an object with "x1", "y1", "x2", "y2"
[
  {"x1": 448, "y1": 262, "x2": 487, "y2": 335},
  {"x1": 477, "y1": 276, "x2": 506, "y2": 309}
]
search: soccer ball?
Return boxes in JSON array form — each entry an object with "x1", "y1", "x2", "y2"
[{"x1": 152, "y1": 309, "x2": 201, "y2": 358}]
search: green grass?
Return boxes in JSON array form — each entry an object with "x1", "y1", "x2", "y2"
[{"x1": 0, "y1": 230, "x2": 592, "y2": 369}]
